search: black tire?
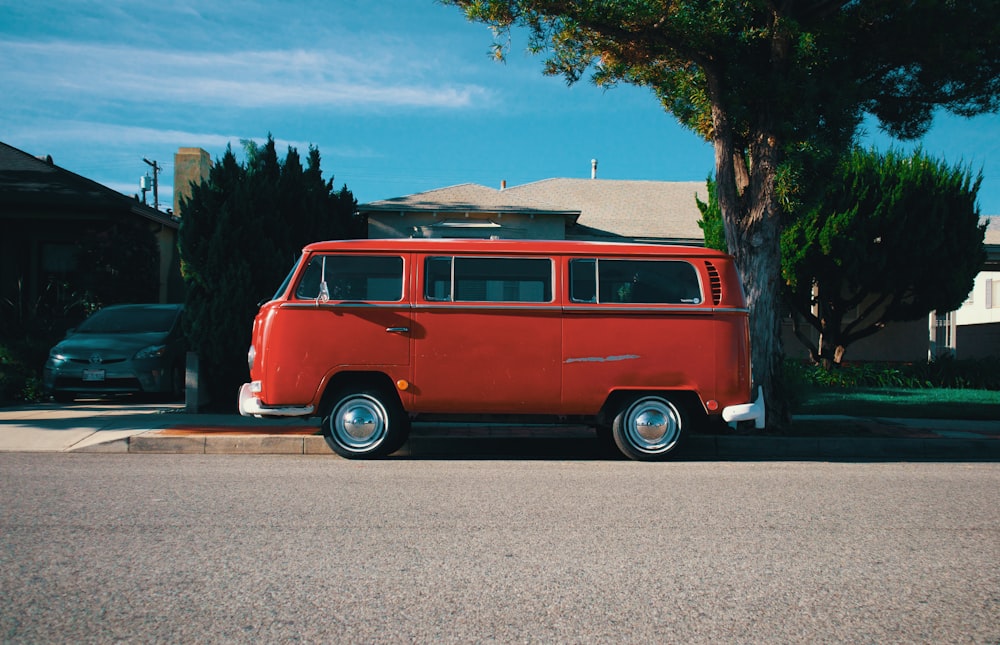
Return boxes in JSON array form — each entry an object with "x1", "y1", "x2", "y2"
[
  {"x1": 611, "y1": 394, "x2": 686, "y2": 461},
  {"x1": 593, "y1": 424, "x2": 622, "y2": 457},
  {"x1": 323, "y1": 388, "x2": 410, "y2": 458}
]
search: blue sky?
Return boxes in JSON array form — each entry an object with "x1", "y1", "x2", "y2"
[{"x1": 2, "y1": 0, "x2": 998, "y2": 216}]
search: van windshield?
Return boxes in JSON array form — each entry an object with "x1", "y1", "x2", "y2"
[{"x1": 271, "y1": 257, "x2": 302, "y2": 301}]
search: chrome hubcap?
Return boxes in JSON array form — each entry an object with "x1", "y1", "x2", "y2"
[
  {"x1": 331, "y1": 395, "x2": 388, "y2": 451},
  {"x1": 624, "y1": 398, "x2": 681, "y2": 454}
]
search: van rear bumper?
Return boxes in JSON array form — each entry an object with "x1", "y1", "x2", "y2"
[
  {"x1": 238, "y1": 382, "x2": 315, "y2": 418},
  {"x1": 721, "y1": 387, "x2": 765, "y2": 429}
]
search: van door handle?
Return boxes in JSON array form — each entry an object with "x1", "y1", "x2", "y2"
[{"x1": 385, "y1": 327, "x2": 409, "y2": 334}]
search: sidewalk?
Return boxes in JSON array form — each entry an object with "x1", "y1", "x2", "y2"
[{"x1": 0, "y1": 402, "x2": 997, "y2": 460}]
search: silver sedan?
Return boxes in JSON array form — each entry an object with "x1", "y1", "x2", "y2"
[{"x1": 43, "y1": 304, "x2": 185, "y2": 402}]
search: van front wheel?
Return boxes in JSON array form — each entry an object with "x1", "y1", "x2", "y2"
[
  {"x1": 611, "y1": 395, "x2": 685, "y2": 461},
  {"x1": 324, "y1": 389, "x2": 409, "y2": 458}
]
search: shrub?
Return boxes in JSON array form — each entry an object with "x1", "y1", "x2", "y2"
[{"x1": 784, "y1": 357, "x2": 1000, "y2": 392}]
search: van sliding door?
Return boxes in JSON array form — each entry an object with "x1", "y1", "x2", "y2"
[{"x1": 412, "y1": 255, "x2": 561, "y2": 415}]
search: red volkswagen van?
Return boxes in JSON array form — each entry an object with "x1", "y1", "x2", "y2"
[{"x1": 239, "y1": 239, "x2": 764, "y2": 460}]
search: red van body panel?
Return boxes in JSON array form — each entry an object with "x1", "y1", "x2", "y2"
[
  {"x1": 240, "y1": 239, "x2": 760, "y2": 429},
  {"x1": 410, "y1": 307, "x2": 562, "y2": 414},
  {"x1": 560, "y1": 311, "x2": 716, "y2": 415},
  {"x1": 255, "y1": 304, "x2": 411, "y2": 407}
]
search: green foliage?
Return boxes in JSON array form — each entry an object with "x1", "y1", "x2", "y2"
[
  {"x1": 785, "y1": 358, "x2": 1000, "y2": 392},
  {"x1": 695, "y1": 175, "x2": 725, "y2": 252},
  {"x1": 782, "y1": 148, "x2": 986, "y2": 365},
  {"x1": 0, "y1": 341, "x2": 48, "y2": 404},
  {"x1": 177, "y1": 135, "x2": 361, "y2": 409}
]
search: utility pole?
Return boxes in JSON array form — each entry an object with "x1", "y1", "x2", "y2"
[{"x1": 142, "y1": 157, "x2": 160, "y2": 211}]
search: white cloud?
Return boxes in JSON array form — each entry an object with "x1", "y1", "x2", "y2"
[
  {"x1": 0, "y1": 39, "x2": 491, "y2": 110},
  {"x1": 4, "y1": 121, "x2": 382, "y2": 160}
]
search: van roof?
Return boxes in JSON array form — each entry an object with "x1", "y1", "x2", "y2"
[{"x1": 302, "y1": 238, "x2": 731, "y2": 258}]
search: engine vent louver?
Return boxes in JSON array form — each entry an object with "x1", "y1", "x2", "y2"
[{"x1": 705, "y1": 261, "x2": 723, "y2": 305}]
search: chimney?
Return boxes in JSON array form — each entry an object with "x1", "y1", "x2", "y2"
[
  {"x1": 173, "y1": 147, "x2": 213, "y2": 217},
  {"x1": 591, "y1": 158, "x2": 598, "y2": 179},
  {"x1": 501, "y1": 179, "x2": 507, "y2": 190}
]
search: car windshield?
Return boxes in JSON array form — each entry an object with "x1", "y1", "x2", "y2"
[{"x1": 76, "y1": 307, "x2": 180, "y2": 334}]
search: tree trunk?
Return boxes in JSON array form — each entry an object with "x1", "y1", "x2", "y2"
[{"x1": 709, "y1": 101, "x2": 790, "y2": 430}]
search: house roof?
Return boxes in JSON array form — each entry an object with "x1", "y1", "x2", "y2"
[
  {"x1": 362, "y1": 178, "x2": 997, "y2": 262},
  {"x1": 984, "y1": 216, "x2": 1000, "y2": 245},
  {"x1": 507, "y1": 178, "x2": 707, "y2": 242},
  {"x1": 362, "y1": 182, "x2": 580, "y2": 217},
  {"x1": 361, "y1": 178, "x2": 708, "y2": 242},
  {"x1": 0, "y1": 140, "x2": 177, "y2": 228},
  {"x1": 984, "y1": 216, "x2": 1000, "y2": 268}
]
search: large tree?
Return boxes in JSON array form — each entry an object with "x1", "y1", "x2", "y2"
[
  {"x1": 178, "y1": 136, "x2": 361, "y2": 408},
  {"x1": 443, "y1": 0, "x2": 1000, "y2": 427},
  {"x1": 700, "y1": 148, "x2": 987, "y2": 367},
  {"x1": 782, "y1": 148, "x2": 986, "y2": 367}
]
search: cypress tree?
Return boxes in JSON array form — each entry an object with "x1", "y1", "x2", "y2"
[{"x1": 178, "y1": 136, "x2": 359, "y2": 409}]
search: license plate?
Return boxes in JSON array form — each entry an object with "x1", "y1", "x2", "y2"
[{"x1": 82, "y1": 369, "x2": 106, "y2": 382}]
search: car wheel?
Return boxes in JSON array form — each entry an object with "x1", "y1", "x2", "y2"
[
  {"x1": 611, "y1": 394, "x2": 685, "y2": 461},
  {"x1": 323, "y1": 388, "x2": 410, "y2": 458}
]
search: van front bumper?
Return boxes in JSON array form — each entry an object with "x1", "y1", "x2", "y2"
[
  {"x1": 238, "y1": 382, "x2": 315, "y2": 418},
  {"x1": 721, "y1": 387, "x2": 765, "y2": 429}
]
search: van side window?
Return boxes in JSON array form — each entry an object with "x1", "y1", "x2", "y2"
[
  {"x1": 569, "y1": 259, "x2": 597, "y2": 302},
  {"x1": 569, "y1": 259, "x2": 702, "y2": 304},
  {"x1": 425, "y1": 257, "x2": 452, "y2": 301},
  {"x1": 295, "y1": 255, "x2": 403, "y2": 301},
  {"x1": 425, "y1": 257, "x2": 553, "y2": 303}
]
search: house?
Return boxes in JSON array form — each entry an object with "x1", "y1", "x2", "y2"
[
  {"x1": 361, "y1": 177, "x2": 999, "y2": 361},
  {"x1": 363, "y1": 178, "x2": 707, "y2": 244},
  {"x1": 950, "y1": 217, "x2": 1000, "y2": 359},
  {"x1": 0, "y1": 141, "x2": 182, "y2": 316}
]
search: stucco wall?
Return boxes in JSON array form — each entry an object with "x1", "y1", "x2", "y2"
[
  {"x1": 955, "y1": 270, "x2": 1000, "y2": 326},
  {"x1": 782, "y1": 317, "x2": 930, "y2": 363}
]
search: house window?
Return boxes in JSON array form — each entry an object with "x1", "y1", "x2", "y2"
[{"x1": 41, "y1": 243, "x2": 78, "y2": 276}]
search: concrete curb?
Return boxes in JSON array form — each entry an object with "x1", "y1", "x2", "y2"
[{"x1": 72, "y1": 428, "x2": 1000, "y2": 461}]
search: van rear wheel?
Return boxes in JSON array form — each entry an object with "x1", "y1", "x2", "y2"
[
  {"x1": 323, "y1": 389, "x2": 409, "y2": 458},
  {"x1": 611, "y1": 395, "x2": 685, "y2": 461}
]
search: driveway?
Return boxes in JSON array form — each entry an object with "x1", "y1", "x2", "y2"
[{"x1": 0, "y1": 400, "x2": 185, "y2": 452}]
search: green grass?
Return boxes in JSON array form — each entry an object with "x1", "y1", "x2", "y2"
[{"x1": 793, "y1": 387, "x2": 1000, "y2": 420}]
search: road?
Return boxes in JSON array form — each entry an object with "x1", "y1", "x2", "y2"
[{"x1": 1, "y1": 454, "x2": 997, "y2": 643}]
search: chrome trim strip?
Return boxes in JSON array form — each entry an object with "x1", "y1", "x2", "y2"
[
  {"x1": 562, "y1": 305, "x2": 749, "y2": 314},
  {"x1": 281, "y1": 302, "x2": 408, "y2": 310},
  {"x1": 277, "y1": 301, "x2": 749, "y2": 314},
  {"x1": 413, "y1": 303, "x2": 562, "y2": 312}
]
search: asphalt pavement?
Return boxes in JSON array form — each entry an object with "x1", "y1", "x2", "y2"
[{"x1": 0, "y1": 400, "x2": 997, "y2": 459}]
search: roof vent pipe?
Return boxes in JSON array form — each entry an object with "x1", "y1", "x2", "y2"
[{"x1": 591, "y1": 158, "x2": 598, "y2": 179}]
